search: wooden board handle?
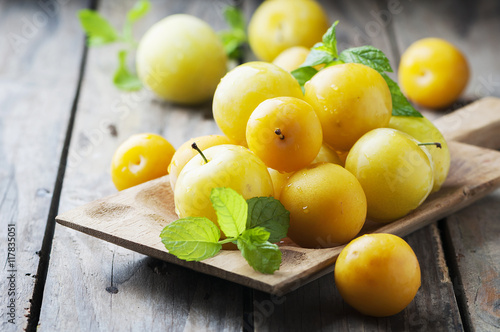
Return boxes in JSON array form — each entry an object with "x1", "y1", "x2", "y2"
[{"x1": 434, "y1": 97, "x2": 500, "y2": 149}]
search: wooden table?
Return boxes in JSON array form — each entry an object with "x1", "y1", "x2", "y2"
[{"x1": 1, "y1": 0, "x2": 499, "y2": 331}]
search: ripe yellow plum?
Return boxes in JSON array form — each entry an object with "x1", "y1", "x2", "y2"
[
  {"x1": 335, "y1": 233, "x2": 421, "y2": 317},
  {"x1": 280, "y1": 163, "x2": 367, "y2": 248},
  {"x1": 111, "y1": 133, "x2": 175, "y2": 191},
  {"x1": 304, "y1": 63, "x2": 392, "y2": 151},
  {"x1": 313, "y1": 143, "x2": 342, "y2": 165},
  {"x1": 272, "y1": 46, "x2": 311, "y2": 72},
  {"x1": 213, "y1": 62, "x2": 303, "y2": 146},
  {"x1": 388, "y1": 116, "x2": 450, "y2": 192},
  {"x1": 246, "y1": 97, "x2": 323, "y2": 173},
  {"x1": 345, "y1": 128, "x2": 434, "y2": 222},
  {"x1": 268, "y1": 144, "x2": 340, "y2": 200},
  {"x1": 136, "y1": 14, "x2": 227, "y2": 105},
  {"x1": 174, "y1": 145, "x2": 274, "y2": 229},
  {"x1": 168, "y1": 135, "x2": 232, "y2": 191},
  {"x1": 248, "y1": 0, "x2": 329, "y2": 62},
  {"x1": 268, "y1": 168, "x2": 291, "y2": 200},
  {"x1": 399, "y1": 37, "x2": 469, "y2": 109}
]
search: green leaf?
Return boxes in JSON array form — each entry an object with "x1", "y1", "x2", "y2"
[
  {"x1": 223, "y1": 6, "x2": 245, "y2": 31},
  {"x1": 291, "y1": 66, "x2": 318, "y2": 92},
  {"x1": 246, "y1": 197, "x2": 289, "y2": 243},
  {"x1": 219, "y1": 6, "x2": 247, "y2": 60},
  {"x1": 78, "y1": 9, "x2": 119, "y2": 46},
  {"x1": 210, "y1": 187, "x2": 248, "y2": 238},
  {"x1": 237, "y1": 228, "x2": 282, "y2": 274},
  {"x1": 321, "y1": 20, "x2": 339, "y2": 58},
  {"x1": 160, "y1": 217, "x2": 222, "y2": 261},
  {"x1": 123, "y1": 0, "x2": 151, "y2": 44},
  {"x1": 324, "y1": 59, "x2": 345, "y2": 68},
  {"x1": 382, "y1": 73, "x2": 423, "y2": 117},
  {"x1": 301, "y1": 45, "x2": 335, "y2": 67},
  {"x1": 338, "y1": 46, "x2": 393, "y2": 73},
  {"x1": 126, "y1": 0, "x2": 150, "y2": 23},
  {"x1": 113, "y1": 50, "x2": 143, "y2": 91},
  {"x1": 219, "y1": 30, "x2": 246, "y2": 59}
]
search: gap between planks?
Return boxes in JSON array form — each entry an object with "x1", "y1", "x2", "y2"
[
  {"x1": 25, "y1": 1, "x2": 97, "y2": 330},
  {"x1": 438, "y1": 219, "x2": 473, "y2": 332}
]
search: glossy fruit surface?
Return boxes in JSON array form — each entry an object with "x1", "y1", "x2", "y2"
[
  {"x1": 246, "y1": 97, "x2": 323, "y2": 172},
  {"x1": 268, "y1": 143, "x2": 340, "y2": 200},
  {"x1": 335, "y1": 233, "x2": 421, "y2": 317},
  {"x1": 136, "y1": 14, "x2": 227, "y2": 105},
  {"x1": 272, "y1": 46, "x2": 311, "y2": 72},
  {"x1": 174, "y1": 144, "x2": 274, "y2": 229},
  {"x1": 280, "y1": 163, "x2": 367, "y2": 248},
  {"x1": 398, "y1": 37, "x2": 469, "y2": 109},
  {"x1": 213, "y1": 61, "x2": 303, "y2": 146},
  {"x1": 304, "y1": 63, "x2": 392, "y2": 151},
  {"x1": 111, "y1": 133, "x2": 175, "y2": 191},
  {"x1": 345, "y1": 128, "x2": 434, "y2": 222},
  {"x1": 388, "y1": 116, "x2": 450, "y2": 192},
  {"x1": 248, "y1": 0, "x2": 329, "y2": 62},
  {"x1": 168, "y1": 134, "x2": 232, "y2": 190},
  {"x1": 312, "y1": 143, "x2": 342, "y2": 165},
  {"x1": 268, "y1": 168, "x2": 291, "y2": 200}
]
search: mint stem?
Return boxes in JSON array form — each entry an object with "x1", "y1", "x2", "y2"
[
  {"x1": 191, "y1": 142, "x2": 209, "y2": 163},
  {"x1": 218, "y1": 237, "x2": 237, "y2": 245}
]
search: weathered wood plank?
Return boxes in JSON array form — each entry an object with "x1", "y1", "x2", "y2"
[
  {"x1": 0, "y1": 0, "x2": 88, "y2": 330},
  {"x1": 38, "y1": 0, "x2": 245, "y2": 331},
  {"x1": 443, "y1": 189, "x2": 500, "y2": 332},
  {"x1": 390, "y1": 0, "x2": 500, "y2": 330},
  {"x1": 434, "y1": 97, "x2": 500, "y2": 150}
]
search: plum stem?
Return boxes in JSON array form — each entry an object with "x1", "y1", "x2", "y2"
[
  {"x1": 418, "y1": 142, "x2": 442, "y2": 149},
  {"x1": 275, "y1": 128, "x2": 285, "y2": 140},
  {"x1": 191, "y1": 142, "x2": 208, "y2": 163}
]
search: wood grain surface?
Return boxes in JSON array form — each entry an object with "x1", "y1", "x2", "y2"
[{"x1": 0, "y1": 1, "x2": 87, "y2": 330}]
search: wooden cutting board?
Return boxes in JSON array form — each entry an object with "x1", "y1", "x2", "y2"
[{"x1": 56, "y1": 97, "x2": 500, "y2": 295}]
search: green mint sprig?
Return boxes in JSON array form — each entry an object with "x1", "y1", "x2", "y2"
[
  {"x1": 77, "y1": 0, "x2": 150, "y2": 91},
  {"x1": 218, "y1": 6, "x2": 247, "y2": 60},
  {"x1": 160, "y1": 187, "x2": 290, "y2": 274},
  {"x1": 291, "y1": 21, "x2": 422, "y2": 117}
]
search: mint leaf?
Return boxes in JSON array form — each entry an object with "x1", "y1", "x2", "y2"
[
  {"x1": 127, "y1": 0, "x2": 150, "y2": 23},
  {"x1": 237, "y1": 228, "x2": 281, "y2": 274},
  {"x1": 210, "y1": 187, "x2": 247, "y2": 238},
  {"x1": 219, "y1": 6, "x2": 247, "y2": 60},
  {"x1": 78, "y1": 9, "x2": 119, "y2": 46},
  {"x1": 123, "y1": 0, "x2": 150, "y2": 44},
  {"x1": 382, "y1": 73, "x2": 423, "y2": 117},
  {"x1": 302, "y1": 45, "x2": 335, "y2": 67},
  {"x1": 113, "y1": 50, "x2": 142, "y2": 91},
  {"x1": 291, "y1": 66, "x2": 318, "y2": 91},
  {"x1": 321, "y1": 20, "x2": 339, "y2": 58},
  {"x1": 219, "y1": 30, "x2": 246, "y2": 59},
  {"x1": 247, "y1": 197, "x2": 289, "y2": 243},
  {"x1": 300, "y1": 21, "x2": 339, "y2": 67},
  {"x1": 160, "y1": 217, "x2": 222, "y2": 261},
  {"x1": 339, "y1": 46, "x2": 393, "y2": 73},
  {"x1": 223, "y1": 6, "x2": 245, "y2": 31}
]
